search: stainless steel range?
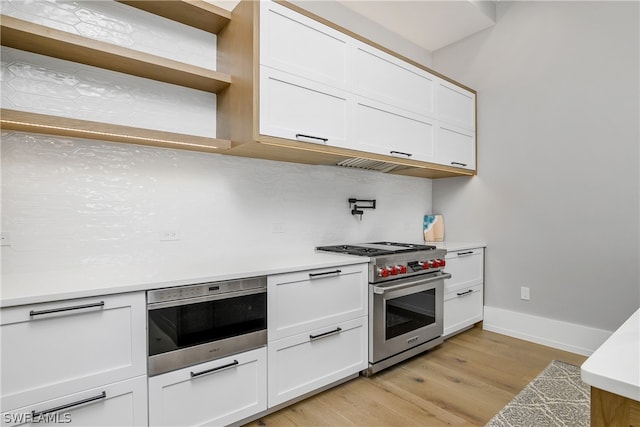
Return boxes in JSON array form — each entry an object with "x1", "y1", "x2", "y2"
[{"x1": 316, "y1": 242, "x2": 450, "y2": 375}]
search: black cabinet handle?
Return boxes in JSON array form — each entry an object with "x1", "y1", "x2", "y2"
[
  {"x1": 295, "y1": 133, "x2": 328, "y2": 143},
  {"x1": 457, "y1": 289, "x2": 474, "y2": 296},
  {"x1": 451, "y1": 161, "x2": 468, "y2": 167},
  {"x1": 29, "y1": 301, "x2": 105, "y2": 317},
  {"x1": 309, "y1": 269, "x2": 341, "y2": 279},
  {"x1": 390, "y1": 150, "x2": 412, "y2": 157},
  {"x1": 32, "y1": 391, "x2": 106, "y2": 417},
  {"x1": 457, "y1": 251, "x2": 474, "y2": 256},
  {"x1": 309, "y1": 327, "x2": 342, "y2": 341},
  {"x1": 191, "y1": 360, "x2": 239, "y2": 378}
]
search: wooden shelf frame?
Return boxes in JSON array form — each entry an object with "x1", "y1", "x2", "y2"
[
  {"x1": 1, "y1": 109, "x2": 231, "y2": 154},
  {"x1": 116, "y1": 0, "x2": 231, "y2": 34},
  {"x1": 0, "y1": 15, "x2": 231, "y2": 94}
]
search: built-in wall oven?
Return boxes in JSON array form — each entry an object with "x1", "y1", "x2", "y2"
[
  {"x1": 147, "y1": 276, "x2": 267, "y2": 376},
  {"x1": 316, "y1": 242, "x2": 450, "y2": 375}
]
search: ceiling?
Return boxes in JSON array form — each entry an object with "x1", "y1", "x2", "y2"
[{"x1": 335, "y1": 0, "x2": 497, "y2": 52}]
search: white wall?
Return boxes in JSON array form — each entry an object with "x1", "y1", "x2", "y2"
[{"x1": 432, "y1": 1, "x2": 639, "y2": 332}]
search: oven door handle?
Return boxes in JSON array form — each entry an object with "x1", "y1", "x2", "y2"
[{"x1": 372, "y1": 273, "x2": 451, "y2": 295}]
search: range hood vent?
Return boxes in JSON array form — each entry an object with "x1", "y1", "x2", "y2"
[{"x1": 336, "y1": 157, "x2": 411, "y2": 173}]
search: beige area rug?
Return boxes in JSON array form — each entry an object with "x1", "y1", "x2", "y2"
[{"x1": 486, "y1": 360, "x2": 590, "y2": 427}]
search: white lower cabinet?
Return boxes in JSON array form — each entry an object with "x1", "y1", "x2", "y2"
[
  {"x1": 443, "y1": 247, "x2": 485, "y2": 337},
  {"x1": 1, "y1": 376, "x2": 147, "y2": 427},
  {"x1": 267, "y1": 317, "x2": 367, "y2": 407},
  {"x1": 148, "y1": 347, "x2": 267, "y2": 427}
]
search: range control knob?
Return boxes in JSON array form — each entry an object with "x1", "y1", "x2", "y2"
[
  {"x1": 398, "y1": 265, "x2": 407, "y2": 274},
  {"x1": 437, "y1": 259, "x2": 446, "y2": 267},
  {"x1": 378, "y1": 268, "x2": 390, "y2": 278},
  {"x1": 421, "y1": 261, "x2": 430, "y2": 269},
  {"x1": 390, "y1": 266, "x2": 399, "y2": 275}
]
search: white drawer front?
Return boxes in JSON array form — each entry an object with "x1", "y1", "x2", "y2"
[
  {"x1": 268, "y1": 263, "x2": 367, "y2": 341},
  {"x1": 260, "y1": 1, "x2": 350, "y2": 90},
  {"x1": 268, "y1": 317, "x2": 367, "y2": 407},
  {"x1": 444, "y1": 248, "x2": 483, "y2": 293},
  {"x1": 444, "y1": 284, "x2": 483, "y2": 337},
  {"x1": 1, "y1": 376, "x2": 148, "y2": 427},
  {"x1": 0, "y1": 293, "x2": 146, "y2": 412},
  {"x1": 260, "y1": 67, "x2": 350, "y2": 148},
  {"x1": 148, "y1": 347, "x2": 267, "y2": 427}
]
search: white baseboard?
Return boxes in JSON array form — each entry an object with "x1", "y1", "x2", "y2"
[{"x1": 482, "y1": 306, "x2": 612, "y2": 356}]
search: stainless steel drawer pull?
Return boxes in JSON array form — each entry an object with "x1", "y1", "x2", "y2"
[
  {"x1": 295, "y1": 133, "x2": 328, "y2": 143},
  {"x1": 457, "y1": 289, "x2": 474, "y2": 296},
  {"x1": 191, "y1": 360, "x2": 239, "y2": 378},
  {"x1": 456, "y1": 251, "x2": 474, "y2": 256},
  {"x1": 309, "y1": 327, "x2": 342, "y2": 341},
  {"x1": 32, "y1": 391, "x2": 106, "y2": 417},
  {"x1": 29, "y1": 301, "x2": 105, "y2": 317},
  {"x1": 451, "y1": 161, "x2": 468, "y2": 167},
  {"x1": 390, "y1": 150, "x2": 412, "y2": 157},
  {"x1": 309, "y1": 269, "x2": 341, "y2": 279}
]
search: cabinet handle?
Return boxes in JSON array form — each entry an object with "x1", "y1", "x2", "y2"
[
  {"x1": 309, "y1": 269, "x2": 341, "y2": 279},
  {"x1": 390, "y1": 150, "x2": 412, "y2": 157},
  {"x1": 309, "y1": 327, "x2": 342, "y2": 341},
  {"x1": 191, "y1": 360, "x2": 239, "y2": 378},
  {"x1": 456, "y1": 251, "x2": 474, "y2": 256},
  {"x1": 29, "y1": 301, "x2": 105, "y2": 317},
  {"x1": 457, "y1": 289, "x2": 474, "y2": 296},
  {"x1": 451, "y1": 161, "x2": 468, "y2": 167},
  {"x1": 295, "y1": 133, "x2": 328, "y2": 143},
  {"x1": 32, "y1": 391, "x2": 106, "y2": 417}
]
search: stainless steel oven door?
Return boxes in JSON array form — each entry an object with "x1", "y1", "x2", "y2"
[{"x1": 369, "y1": 272, "x2": 449, "y2": 364}]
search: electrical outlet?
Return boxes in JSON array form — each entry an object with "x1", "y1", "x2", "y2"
[
  {"x1": 160, "y1": 231, "x2": 180, "y2": 241},
  {"x1": 1, "y1": 232, "x2": 11, "y2": 246},
  {"x1": 272, "y1": 223, "x2": 286, "y2": 234},
  {"x1": 520, "y1": 286, "x2": 530, "y2": 301}
]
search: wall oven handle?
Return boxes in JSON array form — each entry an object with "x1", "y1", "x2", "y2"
[
  {"x1": 309, "y1": 327, "x2": 342, "y2": 341},
  {"x1": 309, "y1": 269, "x2": 341, "y2": 279},
  {"x1": 31, "y1": 391, "x2": 106, "y2": 417},
  {"x1": 372, "y1": 273, "x2": 451, "y2": 295},
  {"x1": 191, "y1": 360, "x2": 239, "y2": 378},
  {"x1": 29, "y1": 301, "x2": 105, "y2": 317}
]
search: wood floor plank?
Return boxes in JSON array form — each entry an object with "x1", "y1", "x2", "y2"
[{"x1": 243, "y1": 327, "x2": 588, "y2": 427}]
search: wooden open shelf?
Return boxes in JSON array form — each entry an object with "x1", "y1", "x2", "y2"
[
  {"x1": 0, "y1": 16, "x2": 231, "y2": 94},
  {"x1": 117, "y1": 0, "x2": 231, "y2": 34},
  {"x1": 1, "y1": 109, "x2": 231, "y2": 154}
]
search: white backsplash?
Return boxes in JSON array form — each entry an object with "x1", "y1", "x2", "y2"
[{"x1": 1, "y1": 131, "x2": 432, "y2": 279}]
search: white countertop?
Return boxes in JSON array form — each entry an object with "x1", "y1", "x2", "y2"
[
  {"x1": 0, "y1": 250, "x2": 368, "y2": 308},
  {"x1": 581, "y1": 308, "x2": 640, "y2": 401},
  {"x1": 426, "y1": 241, "x2": 486, "y2": 252}
]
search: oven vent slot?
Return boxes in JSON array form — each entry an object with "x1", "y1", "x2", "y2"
[{"x1": 336, "y1": 157, "x2": 410, "y2": 173}]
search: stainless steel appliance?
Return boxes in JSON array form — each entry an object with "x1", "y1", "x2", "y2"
[
  {"x1": 316, "y1": 242, "x2": 450, "y2": 375},
  {"x1": 147, "y1": 276, "x2": 267, "y2": 376}
]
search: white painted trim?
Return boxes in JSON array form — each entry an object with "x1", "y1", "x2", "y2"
[{"x1": 482, "y1": 306, "x2": 612, "y2": 356}]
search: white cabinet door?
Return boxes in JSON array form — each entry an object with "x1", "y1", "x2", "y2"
[
  {"x1": 353, "y1": 42, "x2": 435, "y2": 118},
  {"x1": 148, "y1": 348, "x2": 267, "y2": 427},
  {"x1": 0, "y1": 293, "x2": 146, "y2": 412},
  {"x1": 260, "y1": 66, "x2": 350, "y2": 148},
  {"x1": 353, "y1": 96, "x2": 436, "y2": 162},
  {"x1": 1, "y1": 376, "x2": 148, "y2": 427},
  {"x1": 444, "y1": 285, "x2": 483, "y2": 337},
  {"x1": 435, "y1": 123, "x2": 476, "y2": 171},
  {"x1": 268, "y1": 263, "x2": 368, "y2": 341},
  {"x1": 444, "y1": 248, "x2": 483, "y2": 294},
  {"x1": 260, "y1": 0, "x2": 350, "y2": 90},
  {"x1": 268, "y1": 317, "x2": 367, "y2": 407},
  {"x1": 436, "y1": 79, "x2": 476, "y2": 131}
]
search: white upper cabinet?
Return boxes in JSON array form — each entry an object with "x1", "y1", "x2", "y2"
[
  {"x1": 435, "y1": 123, "x2": 476, "y2": 170},
  {"x1": 260, "y1": 1, "x2": 350, "y2": 90},
  {"x1": 353, "y1": 43, "x2": 435, "y2": 118},
  {"x1": 436, "y1": 79, "x2": 476, "y2": 131}
]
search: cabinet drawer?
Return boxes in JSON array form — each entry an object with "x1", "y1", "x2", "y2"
[
  {"x1": 1, "y1": 376, "x2": 148, "y2": 427},
  {"x1": 260, "y1": 67, "x2": 350, "y2": 148},
  {"x1": 148, "y1": 347, "x2": 267, "y2": 427},
  {"x1": 268, "y1": 317, "x2": 367, "y2": 407},
  {"x1": 260, "y1": 0, "x2": 350, "y2": 90},
  {"x1": 268, "y1": 263, "x2": 367, "y2": 341},
  {"x1": 444, "y1": 284, "x2": 483, "y2": 337},
  {"x1": 444, "y1": 248, "x2": 483, "y2": 293},
  {"x1": 0, "y1": 293, "x2": 146, "y2": 412}
]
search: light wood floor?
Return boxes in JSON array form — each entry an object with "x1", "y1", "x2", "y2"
[{"x1": 243, "y1": 325, "x2": 587, "y2": 427}]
